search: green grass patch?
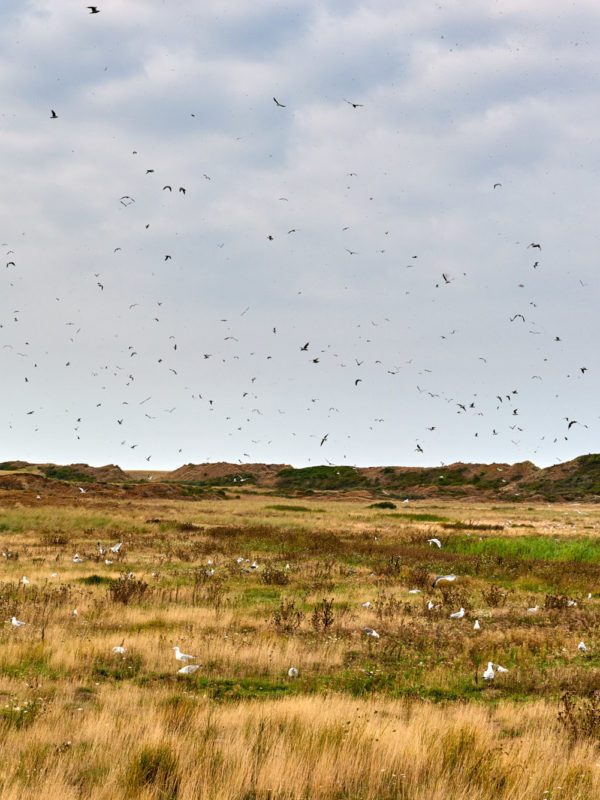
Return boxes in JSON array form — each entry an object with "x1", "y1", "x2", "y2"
[
  {"x1": 385, "y1": 512, "x2": 450, "y2": 522},
  {"x1": 263, "y1": 505, "x2": 321, "y2": 513},
  {"x1": 444, "y1": 535, "x2": 600, "y2": 563}
]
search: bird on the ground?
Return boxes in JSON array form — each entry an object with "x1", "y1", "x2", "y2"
[
  {"x1": 578, "y1": 641, "x2": 587, "y2": 652},
  {"x1": 474, "y1": 619, "x2": 481, "y2": 630},
  {"x1": 483, "y1": 662, "x2": 495, "y2": 680},
  {"x1": 178, "y1": 664, "x2": 200, "y2": 675},
  {"x1": 110, "y1": 542, "x2": 122, "y2": 553},
  {"x1": 112, "y1": 640, "x2": 126, "y2": 654},
  {"x1": 496, "y1": 664, "x2": 508, "y2": 673},
  {"x1": 363, "y1": 627, "x2": 380, "y2": 638},
  {"x1": 173, "y1": 646, "x2": 195, "y2": 662},
  {"x1": 22, "y1": 576, "x2": 29, "y2": 585},
  {"x1": 11, "y1": 616, "x2": 26, "y2": 627},
  {"x1": 361, "y1": 602, "x2": 371, "y2": 608},
  {"x1": 527, "y1": 605, "x2": 539, "y2": 612},
  {"x1": 427, "y1": 538, "x2": 441, "y2": 548},
  {"x1": 450, "y1": 607, "x2": 465, "y2": 619},
  {"x1": 288, "y1": 667, "x2": 299, "y2": 678}
]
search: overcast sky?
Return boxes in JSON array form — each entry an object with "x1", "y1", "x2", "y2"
[{"x1": 1, "y1": 0, "x2": 599, "y2": 471}]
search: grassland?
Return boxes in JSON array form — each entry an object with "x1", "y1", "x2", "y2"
[{"x1": 1, "y1": 494, "x2": 600, "y2": 798}]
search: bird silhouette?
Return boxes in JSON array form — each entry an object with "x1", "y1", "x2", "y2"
[{"x1": 273, "y1": 97, "x2": 286, "y2": 107}]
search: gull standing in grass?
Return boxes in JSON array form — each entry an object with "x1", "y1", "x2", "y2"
[
  {"x1": 496, "y1": 664, "x2": 509, "y2": 673},
  {"x1": 473, "y1": 619, "x2": 481, "y2": 630},
  {"x1": 21, "y1": 576, "x2": 29, "y2": 585},
  {"x1": 528, "y1": 605, "x2": 539, "y2": 612},
  {"x1": 361, "y1": 601, "x2": 371, "y2": 608},
  {"x1": 483, "y1": 662, "x2": 495, "y2": 680},
  {"x1": 173, "y1": 646, "x2": 195, "y2": 662},
  {"x1": 288, "y1": 667, "x2": 299, "y2": 678},
  {"x1": 578, "y1": 641, "x2": 587, "y2": 652},
  {"x1": 110, "y1": 542, "x2": 123, "y2": 553},
  {"x1": 113, "y1": 641, "x2": 126, "y2": 654},
  {"x1": 11, "y1": 616, "x2": 26, "y2": 627},
  {"x1": 450, "y1": 607, "x2": 465, "y2": 619}
]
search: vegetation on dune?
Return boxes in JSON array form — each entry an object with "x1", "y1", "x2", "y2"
[
  {"x1": 40, "y1": 464, "x2": 97, "y2": 483},
  {"x1": 276, "y1": 465, "x2": 370, "y2": 490}
]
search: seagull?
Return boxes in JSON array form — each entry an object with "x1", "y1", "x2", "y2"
[
  {"x1": 495, "y1": 664, "x2": 508, "y2": 673},
  {"x1": 432, "y1": 574, "x2": 456, "y2": 588},
  {"x1": 78, "y1": 487, "x2": 86, "y2": 494},
  {"x1": 474, "y1": 620, "x2": 481, "y2": 631},
  {"x1": 361, "y1": 602, "x2": 371, "y2": 608},
  {"x1": 427, "y1": 538, "x2": 442, "y2": 548},
  {"x1": 22, "y1": 576, "x2": 30, "y2": 585},
  {"x1": 72, "y1": 554, "x2": 84, "y2": 563},
  {"x1": 427, "y1": 601, "x2": 435, "y2": 610},
  {"x1": 273, "y1": 97, "x2": 286, "y2": 107},
  {"x1": 87, "y1": 6, "x2": 100, "y2": 13},
  {"x1": 11, "y1": 616, "x2": 26, "y2": 627},
  {"x1": 483, "y1": 662, "x2": 495, "y2": 680},
  {"x1": 173, "y1": 646, "x2": 195, "y2": 663},
  {"x1": 408, "y1": 589, "x2": 421, "y2": 594},
  {"x1": 112, "y1": 641, "x2": 126, "y2": 654},
  {"x1": 578, "y1": 641, "x2": 587, "y2": 652},
  {"x1": 50, "y1": 109, "x2": 58, "y2": 118},
  {"x1": 363, "y1": 627, "x2": 380, "y2": 638},
  {"x1": 288, "y1": 667, "x2": 299, "y2": 678},
  {"x1": 527, "y1": 605, "x2": 539, "y2": 613},
  {"x1": 178, "y1": 664, "x2": 200, "y2": 675},
  {"x1": 105, "y1": 559, "x2": 113, "y2": 565},
  {"x1": 109, "y1": 542, "x2": 123, "y2": 553},
  {"x1": 450, "y1": 608, "x2": 465, "y2": 619},
  {"x1": 344, "y1": 99, "x2": 364, "y2": 108}
]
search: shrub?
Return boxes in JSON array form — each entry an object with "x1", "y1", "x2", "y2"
[
  {"x1": 311, "y1": 598, "x2": 335, "y2": 632},
  {"x1": 108, "y1": 575, "x2": 148, "y2": 604},
  {"x1": 272, "y1": 599, "x2": 304, "y2": 633},
  {"x1": 481, "y1": 583, "x2": 509, "y2": 607},
  {"x1": 261, "y1": 566, "x2": 290, "y2": 586},
  {"x1": 368, "y1": 501, "x2": 397, "y2": 509},
  {"x1": 558, "y1": 691, "x2": 600, "y2": 741}
]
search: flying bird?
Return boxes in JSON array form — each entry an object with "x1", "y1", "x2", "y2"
[
  {"x1": 273, "y1": 97, "x2": 286, "y2": 107},
  {"x1": 50, "y1": 109, "x2": 58, "y2": 118},
  {"x1": 432, "y1": 574, "x2": 456, "y2": 588},
  {"x1": 344, "y1": 99, "x2": 364, "y2": 108},
  {"x1": 87, "y1": 5, "x2": 100, "y2": 12},
  {"x1": 320, "y1": 433, "x2": 329, "y2": 447}
]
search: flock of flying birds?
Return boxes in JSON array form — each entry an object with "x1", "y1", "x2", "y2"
[{"x1": 0, "y1": 5, "x2": 595, "y2": 470}]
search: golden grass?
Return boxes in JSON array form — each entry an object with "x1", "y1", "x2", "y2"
[{"x1": 1, "y1": 494, "x2": 600, "y2": 797}]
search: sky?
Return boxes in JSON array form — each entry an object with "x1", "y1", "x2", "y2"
[{"x1": 1, "y1": 0, "x2": 599, "y2": 471}]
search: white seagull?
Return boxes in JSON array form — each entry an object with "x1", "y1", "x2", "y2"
[
  {"x1": 178, "y1": 664, "x2": 200, "y2": 675},
  {"x1": 450, "y1": 607, "x2": 465, "y2": 619},
  {"x1": 578, "y1": 641, "x2": 587, "y2": 653},
  {"x1": 173, "y1": 646, "x2": 195, "y2": 663},
  {"x1": 288, "y1": 667, "x2": 299, "y2": 678},
  {"x1": 11, "y1": 616, "x2": 26, "y2": 627},
  {"x1": 363, "y1": 627, "x2": 380, "y2": 638},
  {"x1": 427, "y1": 538, "x2": 442, "y2": 548},
  {"x1": 432, "y1": 574, "x2": 456, "y2": 588},
  {"x1": 473, "y1": 619, "x2": 481, "y2": 630},
  {"x1": 483, "y1": 662, "x2": 495, "y2": 680},
  {"x1": 109, "y1": 542, "x2": 123, "y2": 553}
]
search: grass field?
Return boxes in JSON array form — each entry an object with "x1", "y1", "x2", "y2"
[{"x1": 2, "y1": 494, "x2": 600, "y2": 798}]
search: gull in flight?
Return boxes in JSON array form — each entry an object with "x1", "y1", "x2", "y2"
[
  {"x1": 427, "y1": 538, "x2": 442, "y2": 548},
  {"x1": 109, "y1": 542, "x2": 123, "y2": 553},
  {"x1": 432, "y1": 574, "x2": 456, "y2": 588}
]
